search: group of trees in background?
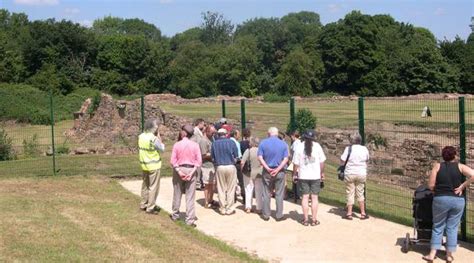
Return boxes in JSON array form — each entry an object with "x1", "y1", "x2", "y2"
[{"x1": 0, "y1": 9, "x2": 473, "y2": 98}]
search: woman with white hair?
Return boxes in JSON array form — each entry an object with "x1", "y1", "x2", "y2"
[
  {"x1": 240, "y1": 137, "x2": 264, "y2": 213},
  {"x1": 341, "y1": 132, "x2": 370, "y2": 220}
]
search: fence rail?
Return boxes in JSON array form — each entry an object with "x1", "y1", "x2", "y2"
[{"x1": 0, "y1": 94, "x2": 473, "y2": 242}]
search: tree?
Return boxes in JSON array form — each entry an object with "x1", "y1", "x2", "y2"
[
  {"x1": 274, "y1": 48, "x2": 314, "y2": 96},
  {"x1": 92, "y1": 16, "x2": 162, "y2": 41},
  {"x1": 200, "y1": 11, "x2": 234, "y2": 45}
]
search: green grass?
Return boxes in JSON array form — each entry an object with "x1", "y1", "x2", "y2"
[{"x1": 0, "y1": 176, "x2": 262, "y2": 262}]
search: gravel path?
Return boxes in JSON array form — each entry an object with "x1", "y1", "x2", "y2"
[{"x1": 121, "y1": 178, "x2": 473, "y2": 262}]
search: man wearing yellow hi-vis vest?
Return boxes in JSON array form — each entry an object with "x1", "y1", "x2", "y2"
[{"x1": 139, "y1": 119, "x2": 165, "y2": 214}]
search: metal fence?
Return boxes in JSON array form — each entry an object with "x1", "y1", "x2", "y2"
[{"x1": 0, "y1": 94, "x2": 473, "y2": 242}]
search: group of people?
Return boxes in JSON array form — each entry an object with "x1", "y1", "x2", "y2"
[
  {"x1": 137, "y1": 117, "x2": 474, "y2": 260},
  {"x1": 138, "y1": 117, "x2": 372, "y2": 227}
]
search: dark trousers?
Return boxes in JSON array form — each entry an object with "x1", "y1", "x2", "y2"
[{"x1": 236, "y1": 163, "x2": 245, "y2": 201}]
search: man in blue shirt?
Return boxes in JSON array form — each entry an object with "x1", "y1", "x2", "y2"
[
  {"x1": 258, "y1": 127, "x2": 289, "y2": 221},
  {"x1": 211, "y1": 128, "x2": 239, "y2": 215}
]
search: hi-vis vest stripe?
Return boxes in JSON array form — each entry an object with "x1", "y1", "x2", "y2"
[{"x1": 138, "y1": 132, "x2": 162, "y2": 171}]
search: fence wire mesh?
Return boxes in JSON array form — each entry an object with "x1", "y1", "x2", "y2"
[{"x1": 0, "y1": 95, "x2": 473, "y2": 242}]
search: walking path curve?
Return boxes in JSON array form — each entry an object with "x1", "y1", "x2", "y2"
[{"x1": 120, "y1": 178, "x2": 473, "y2": 262}]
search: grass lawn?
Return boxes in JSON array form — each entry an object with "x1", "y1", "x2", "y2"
[{"x1": 0, "y1": 175, "x2": 261, "y2": 262}]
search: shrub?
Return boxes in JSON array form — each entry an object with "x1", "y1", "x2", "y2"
[
  {"x1": 367, "y1": 133, "x2": 388, "y2": 149},
  {"x1": 262, "y1": 92, "x2": 290, "y2": 103},
  {"x1": 22, "y1": 134, "x2": 40, "y2": 157},
  {"x1": 0, "y1": 128, "x2": 15, "y2": 161},
  {"x1": 287, "y1": 108, "x2": 317, "y2": 134}
]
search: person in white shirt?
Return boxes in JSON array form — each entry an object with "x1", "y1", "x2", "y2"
[
  {"x1": 340, "y1": 132, "x2": 370, "y2": 220},
  {"x1": 292, "y1": 130, "x2": 326, "y2": 226}
]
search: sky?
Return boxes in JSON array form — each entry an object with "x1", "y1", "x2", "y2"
[{"x1": 1, "y1": 0, "x2": 473, "y2": 40}]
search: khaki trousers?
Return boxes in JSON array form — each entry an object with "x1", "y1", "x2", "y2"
[
  {"x1": 216, "y1": 165, "x2": 237, "y2": 213},
  {"x1": 344, "y1": 174, "x2": 366, "y2": 205},
  {"x1": 171, "y1": 167, "x2": 196, "y2": 225},
  {"x1": 140, "y1": 169, "x2": 161, "y2": 212}
]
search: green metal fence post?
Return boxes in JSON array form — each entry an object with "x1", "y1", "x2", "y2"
[
  {"x1": 141, "y1": 95, "x2": 145, "y2": 133},
  {"x1": 49, "y1": 90, "x2": 56, "y2": 176},
  {"x1": 459, "y1": 96, "x2": 467, "y2": 241},
  {"x1": 221, "y1": 99, "x2": 226, "y2": 118},
  {"x1": 241, "y1": 98, "x2": 246, "y2": 130},
  {"x1": 358, "y1": 97, "x2": 365, "y2": 145},
  {"x1": 359, "y1": 97, "x2": 366, "y2": 207},
  {"x1": 290, "y1": 97, "x2": 296, "y2": 132}
]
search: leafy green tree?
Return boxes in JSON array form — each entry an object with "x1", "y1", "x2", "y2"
[
  {"x1": 0, "y1": 127, "x2": 15, "y2": 161},
  {"x1": 275, "y1": 48, "x2": 314, "y2": 96},
  {"x1": 92, "y1": 16, "x2": 162, "y2": 41},
  {"x1": 200, "y1": 11, "x2": 234, "y2": 45}
]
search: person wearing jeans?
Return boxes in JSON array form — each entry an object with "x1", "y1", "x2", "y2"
[
  {"x1": 423, "y1": 146, "x2": 474, "y2": 262},
  {"x1": 258, "y1": 127, "x2": 289, "y2": 221}
]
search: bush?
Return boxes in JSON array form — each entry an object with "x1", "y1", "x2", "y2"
[
  {"x1": 0, "y1": 128, "x2": 15, "y2": 161},
  {"x1": 287, "y1": 108, "x2": 317, "y2": 134},
  {"x1": 0, "y1": 84, "x2": 100, "y2": 124},
  {"x1": 22, "y1": 134, "x2": 40, "y2": 157},
  {"x1": 262, "y1": 92, "x2": 290, "y2": 103}
]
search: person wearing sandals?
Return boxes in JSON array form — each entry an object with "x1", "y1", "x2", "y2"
[
  {"x1": 341, "y1": 132, "x2": 369, "y2": 220},
  {"x1": 422, "y1": 146, "x2": 474, "y2": 263},
  {"x1": 240, "y1": 137, "x2": 264, "y2": 214},
  {"x1": 200, "y1": 124, "x2": 218, "y2": 209},
  {"x1": 292, "y1": 130, "x2": 326, "y2": 226}
]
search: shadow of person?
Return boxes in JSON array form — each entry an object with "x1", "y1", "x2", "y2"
[
  {"x1": 288, "y1": 210, "x2": 302, "y2": 223},
  {"x1": 327, "y1": 207, "x2": 347, "y2": 218},
  {"x1": 196, "y1": 198, "x2": 206, "y2": 207},
  {"x1": 395, "y1": 236, "x2": 432, "y2": 258}
]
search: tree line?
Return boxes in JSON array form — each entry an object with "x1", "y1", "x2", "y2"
[{"x1": 0, "y1": 9, "x2": 473, "y2": 98}]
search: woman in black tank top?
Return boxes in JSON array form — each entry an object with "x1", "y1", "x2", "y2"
[{"x1": 423, "y1": 146, "x2": 474, "y2": 262}]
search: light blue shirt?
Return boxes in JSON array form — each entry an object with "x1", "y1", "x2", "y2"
[{"x1": 230, "y1": 137, "x2": 242, "y2": 159}]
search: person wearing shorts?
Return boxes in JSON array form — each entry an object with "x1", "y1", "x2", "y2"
[
  {"x1": 292, "y1": 130, "x2": 326, "y2": 226},
  {"x1": 200, "y1": 125, "x2": 217, "y2": 208}
]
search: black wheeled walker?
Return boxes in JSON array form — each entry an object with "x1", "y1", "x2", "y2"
[{"x1": 402, "y1": 185, "x2": 433, "y2": 253}]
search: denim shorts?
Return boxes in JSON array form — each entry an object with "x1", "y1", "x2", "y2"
[{"x1": 298, "y1": 179, "x2": 321, "y2": 195}]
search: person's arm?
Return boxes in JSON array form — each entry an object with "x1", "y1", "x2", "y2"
[
  {"x1": 428, "y1": 163, "x2": 440, "y2": 191},
  {"x1": 455, "y1": 164, "x2": 474, "y2": 195},
  {"x1": 170, "y1": 144, "x2": 178, "y2": 168},
  {"x1": 319, "y1": 144, "x2": 327, "y2": 180},
  {"x1": 153, "y1": 138, "x2": 165, "y2": 152},
  {"x1": 231, "y1": 142, "x2": 239, "y2": 163},
  {"x1": 320, "y1": 162, "x2": 325, "y2": 180},
  {"x1": 258, "y1": 155, "x2": 272, "y2": 174},
  {"x1": 340, "y1": 146, "x2": 348, "y2": 165},
  {"x1": 271, "y1": 157, "x2": 288, "y2": 176}
]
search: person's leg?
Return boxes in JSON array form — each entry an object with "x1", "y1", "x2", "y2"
[
  {"x1": 444, "y1": 197, "x2": 465, "y2": 255},
  {"x1": 261, "y1": 170, "x2": 272, "y2": 219},
  {"x1": 426, "y1": 196, "x2": 450, "y2": 260},
  {"x1": 354, "y1": 175, "x2": 366, "y2": 216},
  {"x1": 311, "y1": 194, "x2": 319, "y2": 223},
  {"x1": 146, "y1": 169, "x2": 161, "y2": 212},
  {"x1": 254, "y1": 177, "x2": 263, "y2": 212},
  {"x1": 184, "y1": 168, "x2": 197, "y2": 225},
  {"x1": 344, "y1": 175, "x2": 356, "y2": 217},
  {"x1": 274, "y1": 171, "x2": 286, "y2": 220},
  {"x1": 226, "y1": 166, "x2": 238, "y2": 213},
  {"x1": 140, "y1": 171, "x2": 150, "y2": 209},
  {"x1": 243, "y1": 175, "x2": 253, "y2": 210},
  {"x1": 236, "y1": 164, "x2": 245, "y2": 201},
  {"x1": 216, "y1": 166, "x2": 226, "y2": 214},
  {"x1": 171, "y1": 171, "x2": 183, "y2": 220},
  {"x1": 301, "y1": 194, "x2": 309, "y2": 222}
]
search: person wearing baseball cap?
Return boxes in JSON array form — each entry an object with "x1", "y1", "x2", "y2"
[{"x1": 211, "y1": 127, "x2": 239, "y2": 215}]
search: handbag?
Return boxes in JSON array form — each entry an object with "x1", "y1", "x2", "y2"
[{"x1": 337, "y1": 145, "x2": 352, "y2": 181}]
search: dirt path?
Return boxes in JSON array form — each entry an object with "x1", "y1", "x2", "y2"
[{"x1": 121, "y1": 179, "x2": 473, "y2": 262}]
